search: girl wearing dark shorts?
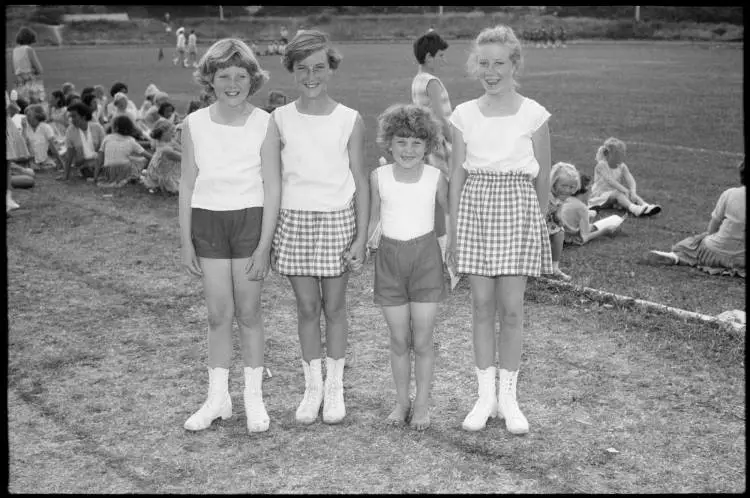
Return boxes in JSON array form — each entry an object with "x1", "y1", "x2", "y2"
[{"x1": 179, "y1": 38, "x2": 281, "y2": 434}]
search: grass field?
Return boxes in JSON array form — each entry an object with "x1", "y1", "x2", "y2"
[{"x1": 6, "y1": 42, "x2": 745, "y2": 493}]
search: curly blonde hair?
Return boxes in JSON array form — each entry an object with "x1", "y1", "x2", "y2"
[
  {"x1": 281, "y1": 30, "x2": 342, "y2": 73},
  {"x1": 376, "y1": 103, "x2": 444, "y2": 157},
  {"x1": 193, "y1": 38, "x2": 269, "y2": 100},
  {"x1": 595, "y1": 137, "x2": 627, "y2": 163},
  {"x1": 467, "y1": 25, "x2": 523, "y2": 86}
]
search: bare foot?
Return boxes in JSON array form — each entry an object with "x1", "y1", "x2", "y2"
[
  {"x1": 409, "y1": 403, "x2": 430, "y2": 431},
  {"x1": 386, "y1": 402, "x2": 410, "y2": 426}
]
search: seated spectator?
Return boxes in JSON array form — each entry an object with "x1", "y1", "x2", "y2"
[
  {"x1": 93, "y1": 85, "x2": 109, "y2": 124},
  {"x1": 106, "y1": 81, "x2": 138, "y2": 119},
  {"x1": 140, "y1": 91, "x2": 171, "y2": 131},
  {"x1": 9, "y1": 96, "x2": 29, "y2": 131},
  {"x1": 588, "y1": 137, "x2": 661, "y2": 217},
  {"x1": 23, "y1": 104, "x2": 64, "y2": 171},
  {"x1": 47, "y1": 90, "x2": 68, "y2": 137},
  {"x1": 61, "y1": 81, "x2": 76, "y2": 99},
  {"x1": 7, "y1": 91, "x2": 34, "y2": 211},
  {"x1": 648, "y1": 160, "x2": 745, "y2": 276},
  {"x1": 141, "y1": 118, "x2": 181, "y2": 194},
  {"x1": 58, "y1": 102, "x2": 106, "y2": 181},
  {"x1": 559, "y1": 173, "x2": 619, "y2": 245},
  {"x1": 64, "y1": 93, "x2": 81, "y2": 107},
  {"x1": 546, "y1": 162, "x2": 580, "y2": 281},
  {"x1": 263, "y1": 90, "x2": 289, "y2": 113},
  {"x1": 138, "y1": 83, "x2": 160, "y2": 120},
  {"x1": 95, "y1": 115, "x2": 152, "y2": 188}
]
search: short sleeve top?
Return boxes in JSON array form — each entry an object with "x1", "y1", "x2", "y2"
[
  {"x1": 449, "y1": 96, "x2": 550, "y2": 177},
  {"x1": 411, "y1": 71, "x2": 452, "y2": 119},
  {"x1": 709, "y1": 186, "x2": 746, "y2": 247},
  {"x1": 100, "y1": 133, "x2": 145, "y2": 166}
]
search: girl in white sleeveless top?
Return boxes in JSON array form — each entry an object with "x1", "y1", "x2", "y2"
[
  {"x1": 178, "y1": 39, "x2": 281, "y2": 435},
  {"x1": 447, "y1": 26, "x2": 552, "y2": 436},
  {"x1": 368, "y1": 104, "x2": 448, "y2": 431},
  {"x1": 272, "y1": 30, "x2": 369, "y2": 426}
]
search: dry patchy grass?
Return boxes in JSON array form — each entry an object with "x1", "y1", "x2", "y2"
[{"x1": 6, "y1": 173, "x2": 745, "y2": 493}]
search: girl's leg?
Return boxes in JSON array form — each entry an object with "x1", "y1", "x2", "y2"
[
  {"x1": 610, "y1": 191, "x2": 645, "y2": 215},
  {"x1": 409, "y1": 301, "x2": 438, "y2": 430},
  {"x1": 469, "y1": 275, "x2": 497, "y2": 368},
  {"x1": 495, "y1": 276, "x2": 527, "y2": 370},
  {"x1": 288, "y1": 276, "x2": 323, "y2": 361},
  {"x1": 232, "y1": 258, "x2": 270, "y2": 432},
  {"x1": 381, "y1": 304, "x2": 412, "y2": 424},
  {"x1": 199, "y1": 258, "x2": 235, "y2": 368},
  {"x1": 495, "y1": 275, "x2": 530, "y2": 434},
  {"x1": 231, "y1": 258, "x2": 264, "y2": 368},
  {"x1": 320, "y1": 273, "x2": 350, "y2": 360},
  {"x1": 461, "y1": 275, "x2": 498, "y2": 431}
]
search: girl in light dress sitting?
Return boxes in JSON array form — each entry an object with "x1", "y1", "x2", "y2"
[
  {"x1": 95, "y1": 115, "x2": 152, "y2": 188},
  {"x1": 588, "y1": 136, "x2": 661, "y2": 217},
  {"x1": 22, "y1": 104, "x2": 64, "y2": 171},
  {"x1": 546, "y1": 161, "x2": 580, "y2": 281},
  {"x1": 559, "y1": 173, "x2": 620, "y2": 245}
]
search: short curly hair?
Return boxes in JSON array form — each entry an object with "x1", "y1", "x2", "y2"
[
  {"x1": 467, "y1": 25, "x2": 523, "y2": 86},
  {"x1": 150, "y1": 118, "x2": 176, "y2": 141},
  {"x1": 16, "y1": 26, "x2": 37, "y2": 45},
  {"x1": 193, "y1": 38, "x2": 269, "y2": 100},
  {"x1": 376, "y1": 103, "x2": 444, "y2": 157},
  {"x1": 24, "y1": 103, "x2": 47, "y2": 122},
  {"x1": 282, "y1": 30, "x2": 342, "y2": 73}
]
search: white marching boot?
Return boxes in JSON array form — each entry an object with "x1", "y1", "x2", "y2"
[
  {"x1": 184, "y1": 367, "x2": 232, "y2": 431},
  {"x1": 323, "y1": 357, "x2": 346, "y2": 424},
  {"x1": 244, "y1": 366, "x2": 270, "y2": 433},
  {"x1": 295, "y1": 359, "x2": 323, "y2": 424},
  {"x1": 461, "y1": 366, "x2": 498, "y2": 431},
  {"x1": 497, "y1": 368, "x2": 529, "y2": 434}
]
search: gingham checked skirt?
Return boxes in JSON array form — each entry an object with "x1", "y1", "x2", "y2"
[
  {"x1": 272, "y1": 199, "x2": 356, "y2": 277},
  {"x1": 456, "y1": 170, "x2": 553, "y2": 277}
]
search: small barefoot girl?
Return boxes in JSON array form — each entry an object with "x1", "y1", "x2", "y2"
[
  {"x1": 272, "y1": 30, "x2": 369, "y2": 425},
  {"x1": 368, "y1": 103, "x2": 448, "y2": 430}
]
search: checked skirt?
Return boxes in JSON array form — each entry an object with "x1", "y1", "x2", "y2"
[
  {"x1": 272, "y1": 199, "x2": 356, "y2": 277},
  {"x1": 456, "y1": 170, "x2": 553, "y2": 277}
]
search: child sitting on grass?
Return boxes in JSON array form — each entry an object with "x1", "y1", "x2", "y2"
[
  {"x1": 141, "y1": 118, "x2": 181, "y2": 194},
  {"x1": 588, "y1": 137, "x2": 661, "y2": 217},
  {"x1": 559, "y1": 173, "x2": 619, "y2": 245},
  {"x1": 95, "y1": 115, "x2": 152, "y2": 188},
  {"x1": 546, "y1": 162, "x2": 580, "y2": 281},
  {"x1": 23, "y1": 104, "x2": 64, "y2": 171},
  {"x1": 367, "y1": 103, "x2": 449, "y2": 430}
]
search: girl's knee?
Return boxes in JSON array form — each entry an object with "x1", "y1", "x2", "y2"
[
  {"x1": 296, "y1": 297, "x2": 322, "y2": 321},
  {"x1": 499, "y1": 308, "x2": 523, "y2": 329},
  {"x1": 207, "y1": 306, "x2": 234, "y2": 329},
  {"x1": 322, "y1": 300, "x2": 347, "y2": 324},
  {"x1": 472, "y1": 298, "x2": 496, "y2": 323},
  {"x1": 234, "y1": 304, "x2": 262, "y2": 329},
  {"x1": 390, "y1": 337, "x2": 410, "y2": 356},
  {"x1": 412, "y1": 334, "x2": 434, "y2": 357}
]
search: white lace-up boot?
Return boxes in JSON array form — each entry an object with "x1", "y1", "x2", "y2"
[
  {"x1": 323, "y1": 357, "x2": 346, "y2": 424},
  {"x1": 295, "y1": 359, "x2": 323, "y2": 424},
  {"x1": 461, "y1": 366, "x2": 498, "y2": 431},
  {"x1": 243, "y1": 366, "x2": 270, "y2": 433},
  {"x1": 184, "y1": 367, "x2": 232, "y2": 431},
  {"x1": 497, "y1": 368, "x2": 529, "y2": 434}
]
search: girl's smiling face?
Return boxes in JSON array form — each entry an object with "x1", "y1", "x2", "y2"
[
  {"x1": 211, "y1": 65, "x2": 251, "y2": 105},
  {"x1": 390, "y1": 135, "x2": 426, "y2": 170},
  {"x1": 473, "y1": 43, "x2": 516, "y2": 95},
  {"x1": 293, "y1": 49, "x2": 332, "y2": 99}
]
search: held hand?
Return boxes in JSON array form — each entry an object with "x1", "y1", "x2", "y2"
[
  {"x1": 445, "y1": 239, "x2": 458, "y2": 275},
  {"x1": 245, "y1": 250, "x2": 271, "y2": 281},
  {"x1": 346, "y1": 240, "x2": 366, "y2": 273},
  {"x1": 180, "y1": 244, "x2": 202, "y2": 277}
]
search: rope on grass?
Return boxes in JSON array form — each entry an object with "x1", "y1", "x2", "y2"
[{"x1": 538, "y1": 277, "x2": 745, "y2": 335}]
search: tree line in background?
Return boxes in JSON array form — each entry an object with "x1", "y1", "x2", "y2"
[{"x1": 7, "y1": 5, "x2": 743, "y2": 26}]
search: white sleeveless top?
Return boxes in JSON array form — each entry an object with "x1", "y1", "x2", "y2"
[
  {"x1": 377, "y1": 164, "x2": 440, "y2": 241},
  {"x1": 188, "y1": 106, "x2": 270, "y2": 211},
  {"x1": 273, "y1": 102, "x2": 358, "y2": 211},
  {"x1": 411, "y1": 71, "x2": 452, "y2": 119}
]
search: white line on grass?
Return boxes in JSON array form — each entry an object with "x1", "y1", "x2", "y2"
[
  {"x1": 552, "y1": 133, "x2": 744, "y2": 157},
  {"x1": 539, "y1": 277, "x2": 745, "y2": 334}
]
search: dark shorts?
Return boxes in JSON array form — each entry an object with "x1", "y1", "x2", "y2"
[
  {"x1": 374, "y1": 231, "x2": 446, "y2": 306},
  {"x1": 191, "y1": 207, "x2": 263, "y2": 259}
]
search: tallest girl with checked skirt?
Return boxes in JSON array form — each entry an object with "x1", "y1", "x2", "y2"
[
  {"x1": 446, "y1": 25, "x2": 553, "y2": 434},
  {"x1": 271, "y1": 30, "x2": 369, "y2": 425}
]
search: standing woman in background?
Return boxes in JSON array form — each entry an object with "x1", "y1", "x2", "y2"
[
  {"x1": 271, "y1": 30, "x2": 369, "y2": 426},
  {"x1": 12, "y1": 27, "x2": 46, "y2": 109}
]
